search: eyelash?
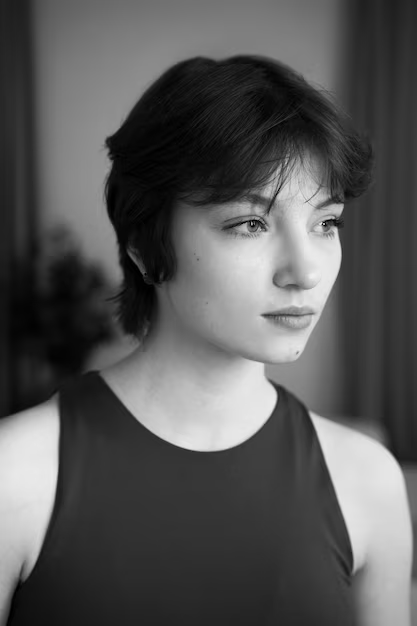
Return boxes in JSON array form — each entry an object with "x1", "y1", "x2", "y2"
[{"x1": 225, "y1": 217, "x2": 345, "y2": 240}]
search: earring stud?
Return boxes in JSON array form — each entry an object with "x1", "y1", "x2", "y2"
[{"x1": 142, "y1": 272, "x2": 153, "y2": 285}]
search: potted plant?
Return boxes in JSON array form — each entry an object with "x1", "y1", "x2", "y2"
[{"x1": 11, "y1": 225, "x2": 116, "y2": 411}]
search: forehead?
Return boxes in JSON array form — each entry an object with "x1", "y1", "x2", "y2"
[
  {"x1": 212, "y1": 156, "x2": 335, "y2": 216},
  {"x1": 260, "y1": 155, "x2": 329, "y2": 205}
]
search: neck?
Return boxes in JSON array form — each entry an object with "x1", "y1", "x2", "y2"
[{"x1": 101, "y1": 325, "x2": 277, "y2": 447}]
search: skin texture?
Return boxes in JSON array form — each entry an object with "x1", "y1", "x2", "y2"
[{"x1": 118, "y1": 155, "x2": 344, "y2": 442}]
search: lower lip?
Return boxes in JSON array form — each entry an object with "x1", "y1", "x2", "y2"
[{"x1": 263, "y1": 314, "x2": 314, "y2": 330}]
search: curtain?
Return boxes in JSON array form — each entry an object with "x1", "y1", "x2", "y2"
[
  {"x1": 339, "y1": 0, "x2": 417, "y2": 462},
  {"x1": 0, "y1": 0, "x2": 38, "y2": 417}
]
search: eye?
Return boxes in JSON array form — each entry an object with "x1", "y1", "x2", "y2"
[
  {"x1": 224, "y1": 216, "x2": 345, "y2": 240},
  {"x1": 317, "y1": 217, "x2": 345, "y2": 239},
  {"x1": 224, "y1": 218, "x2": 267, "y2": 239}
]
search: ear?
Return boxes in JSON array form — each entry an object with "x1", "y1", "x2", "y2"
[{"x1": 127, "y1": 248, "x2": 146, "y2": 274}]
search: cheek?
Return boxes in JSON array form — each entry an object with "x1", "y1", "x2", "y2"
[
  {"x1": 332, "y1": 243, "x2": 343, "y2": 279},
  {"x1": 172, "y1": 239, "x2": 259, "y2": 322},
  {"x1": 181, "y1": 259, "x2": 252, "y2": 312},
  {"x1": 322, "y1": 244, "x2": 342, "y2": 296},
  {"x1": 324, "y1": 237, "x2": 342, "y2": 273}
]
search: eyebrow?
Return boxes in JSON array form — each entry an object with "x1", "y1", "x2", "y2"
[{"x1": 242, "y1": 193, "x2": 344, "y2": 213}]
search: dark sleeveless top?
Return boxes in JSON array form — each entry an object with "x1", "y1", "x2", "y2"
[{"x1": 7, "y1": 371, "x2": 356, "y2": 625}]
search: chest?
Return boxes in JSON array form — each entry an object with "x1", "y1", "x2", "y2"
[
  {"x1": 22, "y1": 405, "x2": 369, "y2": 586},
  {"x1": 17, "y1": 426, "x2": 357, "y2": 626}
]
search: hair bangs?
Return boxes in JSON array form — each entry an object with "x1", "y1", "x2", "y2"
[
  {"x1": 175, "y1": 127, "x2": 350, "y2": 216},
  {"x1": 175, "y1": 125, "x2": 310, "y2": 213}
]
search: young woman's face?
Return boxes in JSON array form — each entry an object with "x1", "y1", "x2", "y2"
[{"x1": 156, "y1": 158, "x2": 344, "y2": 364}]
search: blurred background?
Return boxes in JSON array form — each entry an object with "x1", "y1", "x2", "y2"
[{"x1": 1, "y1": 0, "x2": 416, "y2": 601}]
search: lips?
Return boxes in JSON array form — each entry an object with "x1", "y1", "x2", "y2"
[{"x1": 263, "y1": 306, "x2": 315, "y2": 316}]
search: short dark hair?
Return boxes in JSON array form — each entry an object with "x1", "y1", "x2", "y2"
[{"x1": 104, "y1": 54, "x2": 373, "y2": 342}]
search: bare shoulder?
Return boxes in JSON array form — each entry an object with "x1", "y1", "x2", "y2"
[
  {"x1": 311, "y1": 412, "x2": 413, "y2": 624},
  {"x1": 0, "y1": 396, "x2": 60, "y2": 598},
  {"x1": 309, "y1": 409, "x2": 406, "y2": 487},
  {"x1": 309, "y1": 409, "x2": 409, "y2": 516},
  {"x1": 309, "y1": 410, "x2": 413, "y2": 604}
]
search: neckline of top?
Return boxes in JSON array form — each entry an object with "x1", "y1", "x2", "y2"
[{"x1": 86, "y1": 370, "x2": 285, "y2": 456}]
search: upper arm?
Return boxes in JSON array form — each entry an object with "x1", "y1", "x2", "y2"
[
  {"x1": 0, "y1": 396, "x2": 59, "y2": 625},
  {"x1": 352, "y1": 441, "x2": 414, "y2": 626}
]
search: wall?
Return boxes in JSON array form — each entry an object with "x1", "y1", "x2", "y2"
[{"x1": 31, "y1": 0, "x2": 347, "y2": 415}]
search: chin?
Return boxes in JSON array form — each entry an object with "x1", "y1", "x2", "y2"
[
  {"x1": 261, "y1": 336, "x2": 311, "y2": 363},
  {"x1": 263, "y1": 350, "x2": 305, "y2": 365},
  {"x1": 236, "y1": 341, "x2": 307, "y2": 365}
]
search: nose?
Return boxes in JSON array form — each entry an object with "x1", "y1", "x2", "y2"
[{"x1": 272, "y1": 233, "x2": 322, "y2": 290}]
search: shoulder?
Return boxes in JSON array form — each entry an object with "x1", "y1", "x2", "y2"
[
  {"x1": 0, "y1": 396, "x2": 60, "y2": 583},
  {"x1": 309, "y1": 409, "x2": 395, "y2": 471},
  {"x1": 308, "y1": 409, "x2": 383, "y2": 487},
  {"x1": 310, "y1": 409, "x2": 410, "y2": 516},
  {"x1": 310, "y1": 411, "x2": 413, "y2": 625}
]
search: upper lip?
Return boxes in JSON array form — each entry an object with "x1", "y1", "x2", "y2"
[{"x1": 263, "y1": 306, "x2": 315, "y2": 316}]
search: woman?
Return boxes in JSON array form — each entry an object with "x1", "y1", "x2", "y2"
[{"x1": 0, "y1": 55, "x2": 413, "y2": 625}]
